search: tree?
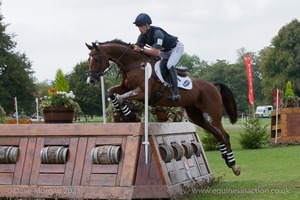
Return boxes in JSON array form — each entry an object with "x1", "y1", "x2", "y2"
[
  {"x1": 177, "y1": 53, "x2": 207, "y2": 71},
  {"x1": 0, "y1": 3, "x2": 36, "y2": 115},
  {"x1": 260, "y1": 19, "x2": 300, "y2": 103},
  {"x1": 191, "y1": 60, "x2": 248, "y2": 113},
  {"x1": 68, "y1": 61, "x2": 129, "y2": 116},
  {"x1": 68, "y1": 61, "x2": 103, "y2": 116},
  {"x1": 54, "y1": 69, "x2": 69, "y2": 92},
  {"x1": 36, "y1": 80, "x2": 52, "y2": 99}
]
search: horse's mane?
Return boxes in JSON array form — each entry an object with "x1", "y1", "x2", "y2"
[{"x1": 99, "y1": 39, "x2": 131, "y2": 47}]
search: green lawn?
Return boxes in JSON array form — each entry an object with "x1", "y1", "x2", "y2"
[{"x1": 192, "y1": 118, "x2": 300, "y2": 200}]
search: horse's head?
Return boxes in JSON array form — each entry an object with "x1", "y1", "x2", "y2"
[{"x1": 86, "y1": 42, "x2": 109, "y2": 86}]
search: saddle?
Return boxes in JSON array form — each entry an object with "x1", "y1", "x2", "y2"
[{"x1": 154, "y1": 59, "x2": 192, "y2": 90}]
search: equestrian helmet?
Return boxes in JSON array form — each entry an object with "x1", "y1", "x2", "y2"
[{"x1": 133, "y1": 13, "x2": 152, "y2": 26}]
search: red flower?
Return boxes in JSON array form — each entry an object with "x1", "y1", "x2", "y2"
[{"x1": 50, "y1": 89, "x2": 56, "y2": 93}]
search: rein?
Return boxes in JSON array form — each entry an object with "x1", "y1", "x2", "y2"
[
  {"x1": 120, "y1": 56, "x2": 156, "y2": 76},
  {"x1": 107, "y1": 45, "x2": 155, "y2": 80},
  {"x1": 105, "y1": 44, "x2": 134, "y2": 80},
  {"x1": 89, "y1": 42, "x2": 157, "y2": 82}
]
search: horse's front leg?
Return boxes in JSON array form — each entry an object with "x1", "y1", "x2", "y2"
[
  {"x1": 108, "y1": 84, "x2": 127, "y2": 97},
  {"x1": 118, "y1": 87, "x2": 145, "y2": 102},
  {"x1": 108, "y1": 86, "x2": 142, "y2": 122},
  {"x1": 111, "y1": 87, "x2": 145, "y2": 122},
  {"x1": 107, "y1": 85, "x2": 126, "y2": 113}
]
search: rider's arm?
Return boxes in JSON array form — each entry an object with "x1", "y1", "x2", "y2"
[
  {"x1": 141, "y1": 47, "x2": 160, "y2": 56},
  {"x1": 132, "y1": 45, "x2": 160, "y2": 56}
]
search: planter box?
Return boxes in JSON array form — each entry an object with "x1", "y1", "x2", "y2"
[
  {"x1": 43, "y1": 106, "x2": 74, "y2": 123},
  {"x1": 271, "y1": 108, "x2": 300, "y2": 144},
  {"x1": 5, "y1": 118, "x2": 31, "y2": 124}
]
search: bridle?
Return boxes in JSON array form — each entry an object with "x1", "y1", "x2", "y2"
[
  {"x1": 87, "y1": 43, "x2": 133, "y2": 81},
  {"x1": 87, "y1": 43, "x2": 107, "y2": 80}
]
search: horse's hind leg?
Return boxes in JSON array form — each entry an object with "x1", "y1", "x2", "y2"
[
  {"x1": 184, "y1": 106, "x2": 241, "y2": 176},
  {"x1": 218, "y1": 137, "x2": 240, "y2": 175}
]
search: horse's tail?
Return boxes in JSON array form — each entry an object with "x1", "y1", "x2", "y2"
[{"x1": 213, "y1": 83, "x2": 238, "y2": 124}]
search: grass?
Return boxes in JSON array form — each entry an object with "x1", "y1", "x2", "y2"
[{"x1": 192, "y1": 118, "x2": 300, "y2": 200}]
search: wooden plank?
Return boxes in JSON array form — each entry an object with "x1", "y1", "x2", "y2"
[
  {"x1": 29, "y1": 137, "x2": 44, "y2": 184},
  {"x1": 0, "y1": 137, "x2": 20, "y2": 145},
  {"x1": 135, "y1": 139, "x2": 163, "y2": 185},
  {"x1": 148, "y1": 149, "x2": 164, "y2": 185},
  {"x1": 195, "y1": 154, "x2": 210, "y2": 176},
  {"x1": 290, "y1": 114, "x2": 300, "y2": 137},
  {"x1": 30, "y1": 137, "x2": 45, "y2": 184},
  {"x1": 135, "y1": 142, "x2": 150, "y2": 185},
  {"x1": 20, "y1": 137, "x2": 37, "y2": 185},
  {"x1": 0, "y1": 185, "x2": 135, "y2": 199},
  {"x1": 63, "y1": 137, "x2": 78, "y2": 186},
  {"x1": 115, "y1": 137, "x2": 126, "y2": 186},
  {"x1": 95, "y1": 137, "x2": 123, "y2": 145},
  {"x1": 148, "y1": 122, "x2": 196, "y2": 136},
  {"x1": 0, "y1": 123, "x2": 143, "y2": 137},
  {"x1": 282, "y1": 114, "x2": 287, "y2": 138},
  {"x1": 0, "y1": 164, "x2": 15, "y2": 173},
  {"x1": 39, "y1": 164, "x2": 65, "y2": 173},
  {"x1": 132, "y1": 185, "x2": 170, "y2": 199},
  {"x1": 280, "y1": 108, "x2": 300, "y2": 114},
  {"x1": 71, "y1": 137, "x2": 88, "y2": 186},
  {"x1": 81, "y1": 137, "x2": 96, "y2": 185},
  {"x1": 44, "y1": 137, "x2": 70, "y2": 145},
  {"x1": 89, "y1": 174, "x2": 117, "y2": 186},
  {"x1": 0, "y1": 173, "x2": 13, "y2": 184},
  {"x1": 283, "y1": 136, "x2": 300, "y2": 143},
  {"x1": 119, "y1": 135, "x2": 141, "y2": 186},
  {"x1": 38, "y1": 174, "x2": 64, "y2": 185},
  {"x1": 12, "y1": 137, "x2": 28, "y2": 185},
  {"x1": 271, "y1": 125, "x2": 282, "y2": 131},
  {"x1": 91, "y1": 165, "x2": 118, "y2": 174},
  {"x1": 163, "y1": 136, "x2": 183, "y2": 183},
  {"x1": 149, "y1": 135, "x2": 169, "y2": 185}
]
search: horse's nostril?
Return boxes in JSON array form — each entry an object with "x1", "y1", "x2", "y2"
[
  {"x1": 86, "y1": 77, "x2": 96, "y2": 86},
  {"x1": 86, "y1": 77, "x2": 91, "y2": 84}
]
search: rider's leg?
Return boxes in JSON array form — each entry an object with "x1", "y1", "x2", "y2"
[
  {"x1": 167, "y1": 66, "x2": 181, "y2": 101},
  {"x1": 163, "y1": 41, "x2": 184, "y2": 101}
]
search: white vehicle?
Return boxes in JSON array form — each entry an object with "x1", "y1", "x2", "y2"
[{"x1": 255, "y1": 105, "x2": 273, "y2": 118}]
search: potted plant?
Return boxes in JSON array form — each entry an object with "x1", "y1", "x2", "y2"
[
  {"x1": 39, "y1": 69, "x2": 77, "y2": 123},
  {"x1": 281, "y1": 81, "x2": 299, "y2": 108}
]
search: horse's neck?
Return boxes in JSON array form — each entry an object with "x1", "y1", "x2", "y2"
[{"x1": 105, "y1": 45, "x2": 148, "y2": 67}]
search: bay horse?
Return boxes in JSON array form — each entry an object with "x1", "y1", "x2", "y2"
[{"x1": 86, "y1": 39, "x2": 241, "y2": 176}]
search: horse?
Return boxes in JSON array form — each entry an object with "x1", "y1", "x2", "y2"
[{"x1": 86, "y1": 39, "x2": 241, "y2": 176}]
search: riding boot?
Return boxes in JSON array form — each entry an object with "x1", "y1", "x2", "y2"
[{"x1": 167, "y1": 66, "x2": 181, "y2": 101}]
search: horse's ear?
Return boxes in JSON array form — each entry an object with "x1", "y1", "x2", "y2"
[
  {"x1": 92, "y1": 42, "x2": 99, "y2": 51},
  {"x1": 85, "y1": 43, "x2": 93, "y2": 50}
]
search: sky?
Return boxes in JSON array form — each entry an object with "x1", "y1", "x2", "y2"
[{"x1": 1, "y1": 0, "x2": 300, "y2": 82}]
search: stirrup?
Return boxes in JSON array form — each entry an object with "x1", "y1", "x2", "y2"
[{"x1": 168, "y1": 94, "x2": 181, "y2": 101}]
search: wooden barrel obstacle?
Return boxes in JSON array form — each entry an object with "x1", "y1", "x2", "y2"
[
  {"x1": 0, "y1": 146, "x2": 19, "y2": 164},
  {"x1": 0, "y1": 122, "x2": 213, "y2": 199},
  {"x1": 40, "y1": 146, "x2": 69, "y2": 164}
]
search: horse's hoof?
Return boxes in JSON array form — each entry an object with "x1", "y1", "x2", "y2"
[{"x1": 232, "y1": 165, "x2": 241, "y2": 176}]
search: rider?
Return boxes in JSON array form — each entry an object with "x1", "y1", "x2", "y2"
[{"x1": 132, "y1": 13, "x2": 184, "y2": 101}]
